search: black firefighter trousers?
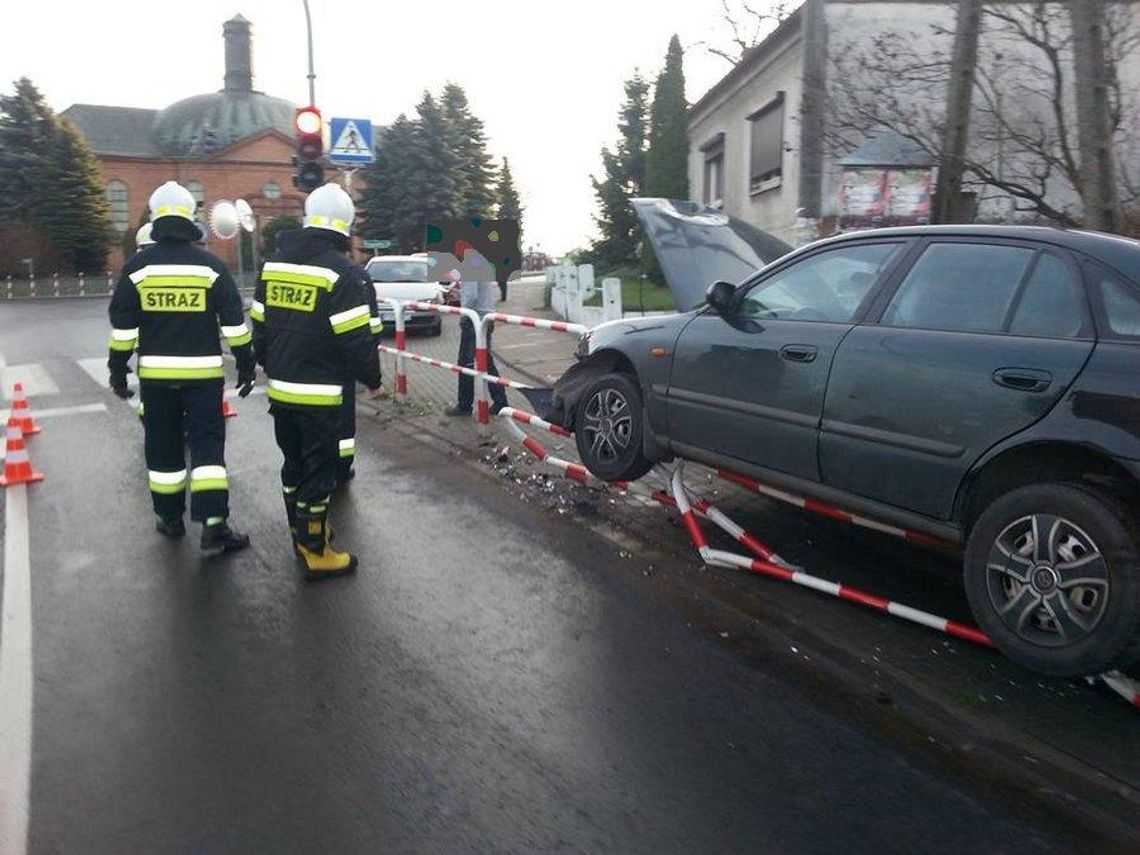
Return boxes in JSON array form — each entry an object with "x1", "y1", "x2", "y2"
[
  {"x1": 271, "y1": 404, "x2": 341, "y2": 544},
  {"x1": 141, "y1": 380, "x2": 229, "y2": 522}
]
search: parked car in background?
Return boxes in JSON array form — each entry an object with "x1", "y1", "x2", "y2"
[
  {"x1": 365, "y1": 255, "x2": 444, "y2": 336},
  {"x1": 552, "y1": 198, "x2": 1140, "y2": 678}
]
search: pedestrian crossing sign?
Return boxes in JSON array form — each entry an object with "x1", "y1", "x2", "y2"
[{"x1": 328, "y1": 117, "x2": 374, "y2": 165}]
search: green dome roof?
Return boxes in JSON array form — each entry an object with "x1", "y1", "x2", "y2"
[{"x1": 153, "y1": 90, "x2": 296, "y2": 156}]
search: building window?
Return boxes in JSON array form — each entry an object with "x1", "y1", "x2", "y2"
[
  {"x1": 263, "y1": 182, "x2": 281, "y2": 200},
  {"x1": 700, "y1": 132, "x2": 725, "y2": 208},
  {"x1": 185, "y1": 180, "x2": 205, "y2": 207},
  {"x1": 747, "y1": 92, "x2": 785, "y2": 194},
  {"x1": 106, "y1": 179, "x2": 129, "y2": 233}
]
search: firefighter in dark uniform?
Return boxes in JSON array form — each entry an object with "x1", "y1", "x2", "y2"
[
  {"x1": 251, "y1": 183, "x2": 384, "y2": 578},
  {"x1": 335, "y1": 268, "x2": 383, "y2": 487},
  {"x1": 108, "y1": 181, "x2": 255, "y2": 552}
]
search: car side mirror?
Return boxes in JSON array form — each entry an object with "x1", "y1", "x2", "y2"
[{"x1": 705, "y1": 280, "x2": 736, "y2": 314}]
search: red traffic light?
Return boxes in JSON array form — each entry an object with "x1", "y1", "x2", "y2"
[
  {"x1": 295, "y1": 106, "x2": 323, "y2": 159},
  {"x1": 295, "y1": 106, "x2": 322, "y2": 136}
]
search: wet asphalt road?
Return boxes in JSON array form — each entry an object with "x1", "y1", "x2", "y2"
[{"x1": 0, "y1": 299, "x2": 1122, "y2": 853}]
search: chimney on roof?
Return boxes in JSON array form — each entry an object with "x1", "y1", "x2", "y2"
[{"x1": 223, "y1": 14, "x2": 253, "y2": 92}]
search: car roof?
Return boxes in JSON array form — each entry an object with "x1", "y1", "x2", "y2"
[{"x1": 806, "y1": 225, "x2": 1140, "y2": 281}]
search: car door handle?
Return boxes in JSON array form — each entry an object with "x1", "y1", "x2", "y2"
[
  {"x1": 992, "y1": 368, "x2": 1052, "y2": 393},
  {"x1": 780, "y1": 344, "x2": 818, "y2": 363}
]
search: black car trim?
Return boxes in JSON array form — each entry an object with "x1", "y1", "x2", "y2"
[
  {"x1": 668, "y1": 439, "x2": 963, "y2": 543},
  {"x1": 667, "y1": 386, "x2": 819, "y2": 429},
  {"x1": 820, "y1": 419, "x2": 966, "y2": 459}
]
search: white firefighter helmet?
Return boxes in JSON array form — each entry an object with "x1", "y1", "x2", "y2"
[
  {"x1": 303, "y1": 183, "x2": 354, "y2": 236},
  {"x1": 148, "y1": 181, "x2": 196, "y2": 223},
  {"x1": 135, "y1": 222, "x2": 155, "y2": 248}
]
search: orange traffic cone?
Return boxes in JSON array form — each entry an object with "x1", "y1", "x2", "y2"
[
  {"x1": 0, "y1": 418, "x2": 44, "y2": 486},
  {"x1": 10, "y1": 382, "x2": 41, "y2": 435},
  {"x1": 222, "y1": 398, "x2": 238, "y2": 419}
]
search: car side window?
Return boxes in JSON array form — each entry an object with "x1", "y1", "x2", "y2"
[
  {"x1": 739, "y1": 242, "x2": 902, "y2": 323},
  {"x1": 1007, "y1": 253, "x2": 1087, "y2": 338},
  {"x1": 882, "y1": 243, "x2": 1035, "y2": 332},
  {"x1": 1095, "y1": 272, "x2": 1140, "y2": 338}
]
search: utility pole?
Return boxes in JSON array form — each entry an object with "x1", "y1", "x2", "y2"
[
  {"x1": 1070, "y1": 0, "x2": 1120, "y2": 233},
  {"x1": 796, "y1": 0, "x2": 827, "y2": 244},
  {"x1": 933, "y1": 0, "x2": 982, "y2": 224}
]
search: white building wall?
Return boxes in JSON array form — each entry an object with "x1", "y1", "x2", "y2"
[
  {"x1": 688, "y1": 29, "x2": 806, "y2": 244},
  {"x1": 691, "y1": 1, "x2": 1140, "y2": 237}
]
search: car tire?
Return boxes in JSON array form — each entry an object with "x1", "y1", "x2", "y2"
[
  {"x1": 429, "y1": 319, "x2": 442, "y2": 337},
  {"x1": 574, "y1": 372, "x2": 653, "y2": 483},
  {"x1": 963, "y1": 483, "x2": 1140, "y2": 677}
]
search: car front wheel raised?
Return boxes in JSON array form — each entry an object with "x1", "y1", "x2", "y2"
[
  {"x1": 574, "y1": 372, "x2": 652, "y2": 482},
  {"x1": 964, "y1": 483, "x2": 1140, "y2": 677}
]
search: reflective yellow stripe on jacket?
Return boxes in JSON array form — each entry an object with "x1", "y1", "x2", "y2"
[
  {"x1": 266, "y1": 378, "x2": 342, "y2": 407},
  {"x1": 137, "y1": 355, "x2": 225, "y2": 381}
]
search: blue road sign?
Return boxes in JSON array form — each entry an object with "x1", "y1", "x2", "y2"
[{"x1": 328, "y1": 117, "x2": 374, "y2": 165}]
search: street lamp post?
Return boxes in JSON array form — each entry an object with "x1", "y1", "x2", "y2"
[{"x1": 302, "y1": 0, "x2": 316, "y2": 104}]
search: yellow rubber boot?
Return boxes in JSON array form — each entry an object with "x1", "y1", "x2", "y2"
[{"x1": 296, "y1": 512, "x2": 357, "y2": 580}]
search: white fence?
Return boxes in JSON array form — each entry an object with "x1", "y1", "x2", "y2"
[{"x1": 546, "y1": 265, "x2": 622, "y2": 327}]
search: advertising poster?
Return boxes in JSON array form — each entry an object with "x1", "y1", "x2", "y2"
[
  {"x1": 838, "y1": 169, "x2": 887, "y2": 228},
  {"x1": 885, "y1": 169, "x2": 932, "y2": 223}
]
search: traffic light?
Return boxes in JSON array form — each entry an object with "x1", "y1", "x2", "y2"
[{"x1": 293, "y1": 106, "x2": 324, "y2": 192}]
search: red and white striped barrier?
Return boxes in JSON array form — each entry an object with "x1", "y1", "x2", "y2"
[
  {"x1": 498, "y1": 412, "x2": 626, "y2": 490},
  {"x1": 650, "y1": 489, "x2": 794, "y2": 568},
  {"x1": 498, "y1": 406, "x2": 571, "y2": 438},
  {"x1": 717, "y1": 469, "x2": 958, "y2": 552},
  {"x1": 481, "y1": 311, "x2": 588, "y2": 337},
  {"x1": 1100, "y1": 671, "x2": 1140, "y2": 709},
  {"x1": 670, "y1": 464, "x2": 994, "y2": 648},
  {"x1": 378, "y1": 346, "x2": 535, "y2": 390},
  {"x1": 383, "y1": 298, "x2": 490, "y2": 412}
]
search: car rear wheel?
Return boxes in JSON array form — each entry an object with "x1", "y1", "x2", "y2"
[
  {"x1": 428, "y1": 318, "x2": 442, "y2": 337},
  {"x1": 964, "y1": 483, "x2": 1140, "y2": 677},
  {"x1": 574, "y1": 372, "x2": 653, "y2": 483}
]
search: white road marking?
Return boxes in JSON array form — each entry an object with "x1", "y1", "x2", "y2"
[
  {"x1": 0, "y1": 484, "x2": 33, "y2": 855},
  {"x1": 75, "y1": 358, "x2": 138, "y2": 409},
  {"x1": 0, "y1": 402, "x2": 107, "y2": 424},
  {"x1": 1, "y1": 365, "x2": 58, "y2": 401}
]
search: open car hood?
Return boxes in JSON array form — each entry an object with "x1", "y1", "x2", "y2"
[{"x1": 632, "y1": 198, "x2": 793, "y2": 311}]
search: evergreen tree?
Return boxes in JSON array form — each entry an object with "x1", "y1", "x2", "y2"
[
  {"x1": 0, "y1": 77, "x2": 56, "y2": 225},
  {"x1": 410, "y1": 92, "x2": 461, "y2": 231},
  {"x1": 0, "y1": 78, "x2": 111, "y2": 272},
  {"x1": 359, "y1": 114, "x2": 428, "y2": 253},
  {"x1": 496, "y1": 157, "x2": 523, "y2": 233},
  {"x1": 359, "y1": 86, "x2": 505, "y2": 253},
  {"x1": 645, "y1": 36, "x2": 689, "y2": 200},
  {"x1": 587, "y1": 73, "x2": 649, "y2": 269},
  {"x1": 441, "y1": 83, "x2": 496, "y2": 218},
  {"x1": 43, "y1": 117, "x2": 112, "y2": 272}
]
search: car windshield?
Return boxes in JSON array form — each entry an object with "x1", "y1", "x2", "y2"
[{"x1": 367, "y1": 260, "x2": 429, "y2": 283}]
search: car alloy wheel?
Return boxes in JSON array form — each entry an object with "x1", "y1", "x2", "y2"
[
  {"x1": 985, "y1": 513, "x2": 1109, "y2": 648},
  {"x1": 581, "y1": 387, "x2": 633, "y2": 465}
]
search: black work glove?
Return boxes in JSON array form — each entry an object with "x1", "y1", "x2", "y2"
[
  {"x1": 236, "y1": 369, "x2": 256, "y2": 399},
  {"x1": 110, "y1": 375, "x2": 134, "y2": 399}
]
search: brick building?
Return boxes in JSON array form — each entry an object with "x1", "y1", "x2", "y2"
[{"x1": 63, "y1": 15, "x2": 304, "y2": 272}]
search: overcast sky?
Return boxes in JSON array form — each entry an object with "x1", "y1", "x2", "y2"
[{"x1": 3, "y1": 1, "x2": 787, "y2": 254}]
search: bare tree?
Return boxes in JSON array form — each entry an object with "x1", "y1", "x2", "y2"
[
  {"x1": 829, "y1": 2, "x2": 1140, "y2": 229},
  {"x1": 695, "y1": 0, "x2": 794, "y2": 67}
]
